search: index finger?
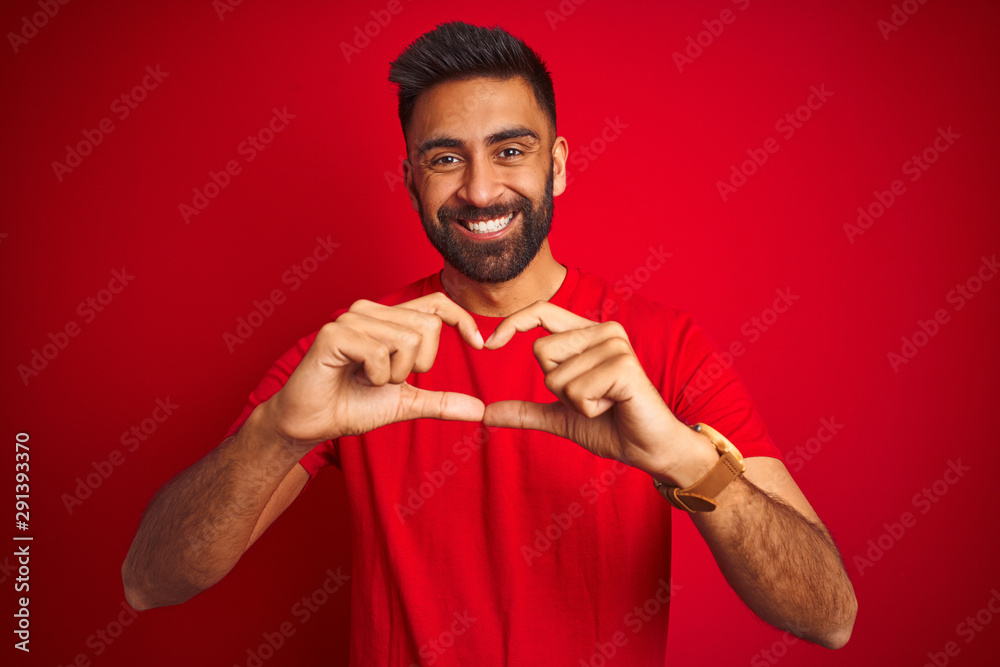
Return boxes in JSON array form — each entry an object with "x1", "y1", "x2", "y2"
[
  {"x1": 484, "y1": 300, "x2": 596, "y2": 349},
  {"x1": 398, "y1": 292, "x2": 485, "y2": 349}
]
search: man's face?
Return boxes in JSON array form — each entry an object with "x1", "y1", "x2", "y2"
[{"x1": 403, "y1": 77, "x2": 567, "y2": 284}]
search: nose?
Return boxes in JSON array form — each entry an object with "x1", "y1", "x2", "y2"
[{"x1": 456, "y1": 154, "x2": 504, "y2": 209}]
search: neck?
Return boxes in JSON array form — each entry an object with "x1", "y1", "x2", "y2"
[{"x1": 440, "y1": 240, "x2": 567, "y2": 317}]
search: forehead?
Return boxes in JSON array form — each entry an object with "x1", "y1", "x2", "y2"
[{"x1": 407, "y1": 77, "x2": 549, "y2": 150}]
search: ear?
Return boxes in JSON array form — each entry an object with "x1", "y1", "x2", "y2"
[
  {"x1": 551, "y1": 136, "x2": 568, "y2": 196},
  {"x1": 403, "y1": 157, "x2": 420, "y2": 212}
]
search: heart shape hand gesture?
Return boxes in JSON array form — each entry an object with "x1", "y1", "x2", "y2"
[{"x1": 261, "y1": 292, "x2": 695, "y2": 483}]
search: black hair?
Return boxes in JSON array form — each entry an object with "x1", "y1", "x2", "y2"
[{"x1": 388, "y1": 21, "x2": 556, "y2": 139}]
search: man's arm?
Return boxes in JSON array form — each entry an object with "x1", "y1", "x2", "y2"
[
  {"x1": 482, "y1": 301, "x2": 857, "y2": 648},
  {"x1": 122, "y1": 293, "x2": 487, "y2": 610},
  {"x1": 676, "y1": 427, "x2": 857, "y2": 648},
  {"x1": 122, "y1": 406, "x2": 310, "y2": 610}
]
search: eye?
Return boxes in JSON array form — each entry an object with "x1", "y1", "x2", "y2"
[
  {"x1": 498, "y1": 147, "x2": 523, "y2": 159},
  {"x1": 431, "y1": 155, "x2": 460, "y2": 166}
]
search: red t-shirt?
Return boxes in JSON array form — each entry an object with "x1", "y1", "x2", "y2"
[{"x1": 226, "y1": 267, "x2": 781, "y2": 666}]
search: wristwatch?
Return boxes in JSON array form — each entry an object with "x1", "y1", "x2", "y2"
[{"x1": 653, "y1": 423, "x2": 745, "y2": 512}]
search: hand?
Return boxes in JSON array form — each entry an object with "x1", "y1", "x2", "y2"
[
  {"x1": 481, "y1": 301, "x2": 714, "y2": 485},
  {"x1": 261, "y1": 292, "x2": 486, "y2": 453}
]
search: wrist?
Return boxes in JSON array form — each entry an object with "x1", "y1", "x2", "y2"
[
  {"x1": 649, "y1": 423, "x2": 720, "y2": 488},
  {"x1": 245, "y1": 400, "x2": 320, "y2": 462},
  {"x1": 653, "y1": 423, "x2": 747, "y2": 513}
]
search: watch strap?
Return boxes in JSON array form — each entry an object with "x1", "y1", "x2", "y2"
[{"x1": 653, "y1": 423, "x2": 746, "y2": 512}]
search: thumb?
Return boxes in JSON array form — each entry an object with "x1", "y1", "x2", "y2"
[
  {"x1": 482, "y1": 400, "x2": 571, "y2": 438},
  {"x1": 397, "y1": 386, "x2": 486, "y2": 422}
]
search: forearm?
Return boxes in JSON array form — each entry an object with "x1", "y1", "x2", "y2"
[
  {"x1": 690, "y1": 474, "x2": 857, "y2": 649},
  {"x1": 121, "y1": 404, "x2": 302, "y2": 610}
]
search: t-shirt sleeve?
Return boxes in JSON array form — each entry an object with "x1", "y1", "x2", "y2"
[
  {"x1": 661, "y1": 312, "x2": 783, "y2": 460},
  {"x1": 224, "y1": 331, "x2": 342, "y2": 477}
]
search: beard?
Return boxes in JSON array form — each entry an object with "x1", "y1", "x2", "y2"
[{"x1": 416, "y1": 166, "x2": 554, "y2": 284}]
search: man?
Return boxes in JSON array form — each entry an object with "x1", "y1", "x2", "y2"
[{"x1": 123, "y1": 22, "x2": 856, "y2": 664}]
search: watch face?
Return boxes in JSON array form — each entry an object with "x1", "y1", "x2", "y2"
[
  {"x1": 728, "y1": 445, "x2": 745, "y2": 466},
  {"x1": 700, "y1": 423, "x2": 745, "y2": 464}
]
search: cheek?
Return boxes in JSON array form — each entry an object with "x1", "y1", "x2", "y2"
[
  {"x1": 509, "y1": 177, "x2": 545, "y2": 204},
  {"x1": 509, "y1": 160, "x2": 550, "y2": 195},
  {"x1": 421, "y1": 173, "x2": 461, "y2": 207}
]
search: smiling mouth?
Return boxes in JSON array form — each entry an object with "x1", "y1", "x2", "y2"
[{"x1": 457, "y1": 211, "x2": 515, "y2": 234}]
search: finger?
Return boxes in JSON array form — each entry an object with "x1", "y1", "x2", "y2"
[
  {"x1": 559, "y1": 352, "x2": 643, "y2": 418},
  {"x1": 542, "y1": 338, "x2": 635, "y2": 412},
  {"x1": 310, "y1": 322, "x2": 393, "y2": 386},
  {"x1": 482, "y1": 400, "x2": 571, "y2": 438},
  {"x1": 352, "y1": 293, "x2": 484, "y2": 369},
  {"x1": 348, "y1": 299, "x2": 441, "y2": 372},
  {"x1": 533, "y1": 321, "x2": 633, "y2": 373},
  {"x1": 399, "y1": 292, "x2": 485, "y2": 350},
  {"x1": 397, "y1": 386, "x2": 486, "y2": 423},
  {"x1": 485, "y1": 300, "x2": 595, "y2": 349},
  {"x1": 334, "y1": 312, "x2": 420, "y2": 383}
]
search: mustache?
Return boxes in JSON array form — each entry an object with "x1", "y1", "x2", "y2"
[{"x1": 436, "y1": 196, "x2": 532, "y2": 223}]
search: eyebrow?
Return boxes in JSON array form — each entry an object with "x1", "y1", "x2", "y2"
[{"x1": 416, "y1": 126, "x2": 540, "y2": 156}]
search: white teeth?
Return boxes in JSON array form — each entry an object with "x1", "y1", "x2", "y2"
[{"x1": 466, "y1": 212, "x2": 514, "y2": 234}]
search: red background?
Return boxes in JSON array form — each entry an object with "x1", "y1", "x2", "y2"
[{"x1": 3, "y1": 0, "x2": 999, "y2": 665}]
